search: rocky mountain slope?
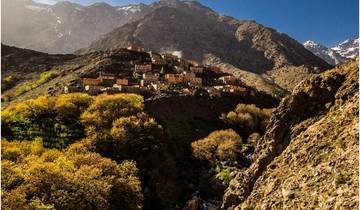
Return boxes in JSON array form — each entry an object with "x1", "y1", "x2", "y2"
[
  {"x1": 2, "y1": 0, "x2": 152, "y2": 53},
  {"x1": 1, "y1": 44, "x2": 77, "y2": 91},
  {"x1": 222, "y1": 58, "x2": 359, "y2": 209},
  {"x1": 304, "y1": 38, "x2": 359, "y2": 65},
  {"x1": 203, "y1": 54, "x2": 288, "y2": 98},
  {"x1": 83, "y1": 0, "x2": 331, "y2": 75}
]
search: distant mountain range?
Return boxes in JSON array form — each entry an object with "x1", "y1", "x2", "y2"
[
  {"x1": 2, "y1": 0, "x2": 152, "y2": 53},
  {"x1": 303, "y1": 38, "x2": 359, "y2": 65}
]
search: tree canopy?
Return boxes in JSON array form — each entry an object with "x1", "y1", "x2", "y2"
[{"x1": 2, "y1": 139, "x2": 143, "y2": 210}]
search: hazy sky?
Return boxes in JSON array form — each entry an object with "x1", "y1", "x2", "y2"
[{"x1": 34, "y1": 0, "x2": 359, "y2": 46}]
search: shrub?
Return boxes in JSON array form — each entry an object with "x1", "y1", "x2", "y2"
[
  {"x1": 220, "y1": 104, "x2": 274, "y2": 135},
  {"x1": 37, "y1": 71, "x2": 58, "y2": 84},
  {"x1": 335, "y1": 172, "x2": 351, "y2": 185},
  {"x1": 192, "y1": 129, "x2": 244, "y2": 167},
  {"x1": 215, "y1": 167, "x2": 235, "y2": 186},
  {"x1": 247, "y1": 132, "x2": 261, "y2": 145},
  {"x1": 1, "y1": 139, "x2": 143, "y2": 210},
  {"x1": 14, "y1": 83, "x2": 34, "y2": 95}
]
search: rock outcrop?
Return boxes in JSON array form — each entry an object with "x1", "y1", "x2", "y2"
[{"x1": 223, "y1": 58, "x2": 359, "y2": 209}]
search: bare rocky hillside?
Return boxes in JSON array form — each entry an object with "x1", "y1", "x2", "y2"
[{"x1": 223, "y1": 58, "x2": 359, "y2": 209}]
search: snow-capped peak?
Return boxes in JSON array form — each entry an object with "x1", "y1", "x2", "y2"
[
  {"x1": 304, "y1": 38, "x2": 358, "y2": 66},
  {"x1": 331, "y1": 38, "x2": 359, "y2": 59},
  {"x1": 117, "y1": 5, "x2": 141, "y2": 13},
  {"x1": 303, "y1": 40, "x2": 320, "y2": 47}
]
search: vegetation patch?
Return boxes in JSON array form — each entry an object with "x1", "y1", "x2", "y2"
[
  {"x1": 335, "y1": 172, "x2": 351, "y2": 185},
  {"x1": 14, "y1": 71, "x2": 59, "y2": 96}
]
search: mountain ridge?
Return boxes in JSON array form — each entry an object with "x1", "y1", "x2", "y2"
[
  {"x1": 81, "y1": 1, "x2": 331, "y2": 76},
  {"x1": 303, "y1": 38, "x2": 359, "y2": 65},
  {"x1": 2, "y1": 0, "x2": 153, "y2": 53}
]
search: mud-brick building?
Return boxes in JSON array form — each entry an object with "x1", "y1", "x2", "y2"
[
  {"x1": 143, "y1": 72, "x2": 159, "y2": 82},
  {"x1": 82, "y1": 71, "x2": 116, "y2": 87},
  {"x1": 83, "y1": 78, "x2": 101, "y2": 86},
  {"x1": 135, "y1": 64, "x2": 152, "y2": 74},
  {"x1": 182, "y1": 71, "x2": 196, "y2": 82},
  {"x1": 165, "y1": 74, "x2": 184, "y2": 84},
  {"x1": 218, "y1": 75, "x2": 237, "y2": 85},
  {"x1": 223, "y1": 85, "x2": 247, "y2": 94}
]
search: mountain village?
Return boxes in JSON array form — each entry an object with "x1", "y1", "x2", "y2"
[{"x1": 72, "y1": 45, "x2": 251, "y2": 98}]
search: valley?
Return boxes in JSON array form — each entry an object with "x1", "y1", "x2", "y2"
[{"x1": 1, "y1": 0, "x2": 358, "y2": 209}]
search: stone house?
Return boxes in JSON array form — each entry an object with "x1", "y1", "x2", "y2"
[
  {"x1": 135, "y1": 64, "x2": 152, "y2": 73},
  {"x1": 84, "y1": 85, "x2": 104, "y2": 95},
  {"x1": 99, "y1": 72, "x2": 115, "y2": 80},
  {"x1": 143, "y1": 72, "x2": 159, "y2": 82},
  {"x1": 218, "y1": 75, "x2": 237, "y2": 84},
  {"x1": 116, "y1": 79, "x2": 129, "y2": 86},
  {"x1": 83, "y1": 78, "x2": 101, "y2": 86},
  {"x1": 165, "y1": 74, "x2": 183, "y2": 84},
  {"x1": 223, "y1": 85, "x2": 247, "y2": 94},
  {"x1": 182, "y1": 71, "x2": 196, "y2": 82}
]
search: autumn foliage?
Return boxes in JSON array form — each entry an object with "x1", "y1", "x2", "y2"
[
  {"x1": 1, "y1": 93, "x2": 180, "y2": 209},
  {"x1": 2, "y1": 139, "x2": 142, "y2": 210},
  {"x1": 220, "y1": 103, "x2": 274, "y2": 138}
]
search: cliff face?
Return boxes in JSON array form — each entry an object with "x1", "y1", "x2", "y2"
[{"x1": 223, "y1": 59, "x2": 359, "y2": 209}]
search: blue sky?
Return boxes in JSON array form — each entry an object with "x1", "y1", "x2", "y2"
[{"x1": 35, "y1": 0, "x2": 359, "y2": 46}]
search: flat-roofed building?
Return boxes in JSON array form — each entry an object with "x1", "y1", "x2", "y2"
[
  {"x1": 218, "y1": 75, "x2": 237, "y2": 84},
  {"x1": 83, "y1": 78, "x2": 101, "y2": 86},
  {"x1": 116, "y1": 79, "x2": 129, "y2": 86},
  {"x1": 135, "y1": 64, "x2": 152, "y2": 73},
  {"x1": 223, "y1": 85, "x2": 247, "y2": 93},
  {"x1": 165, "y1": 74, "x2": 183, "y2": 84},
  {"x1": 182, "y1": 71, "x2": 196, "y2": 82},
  {"x1": 142, "y1": 72, "x2": 159, "y2": 82}
]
